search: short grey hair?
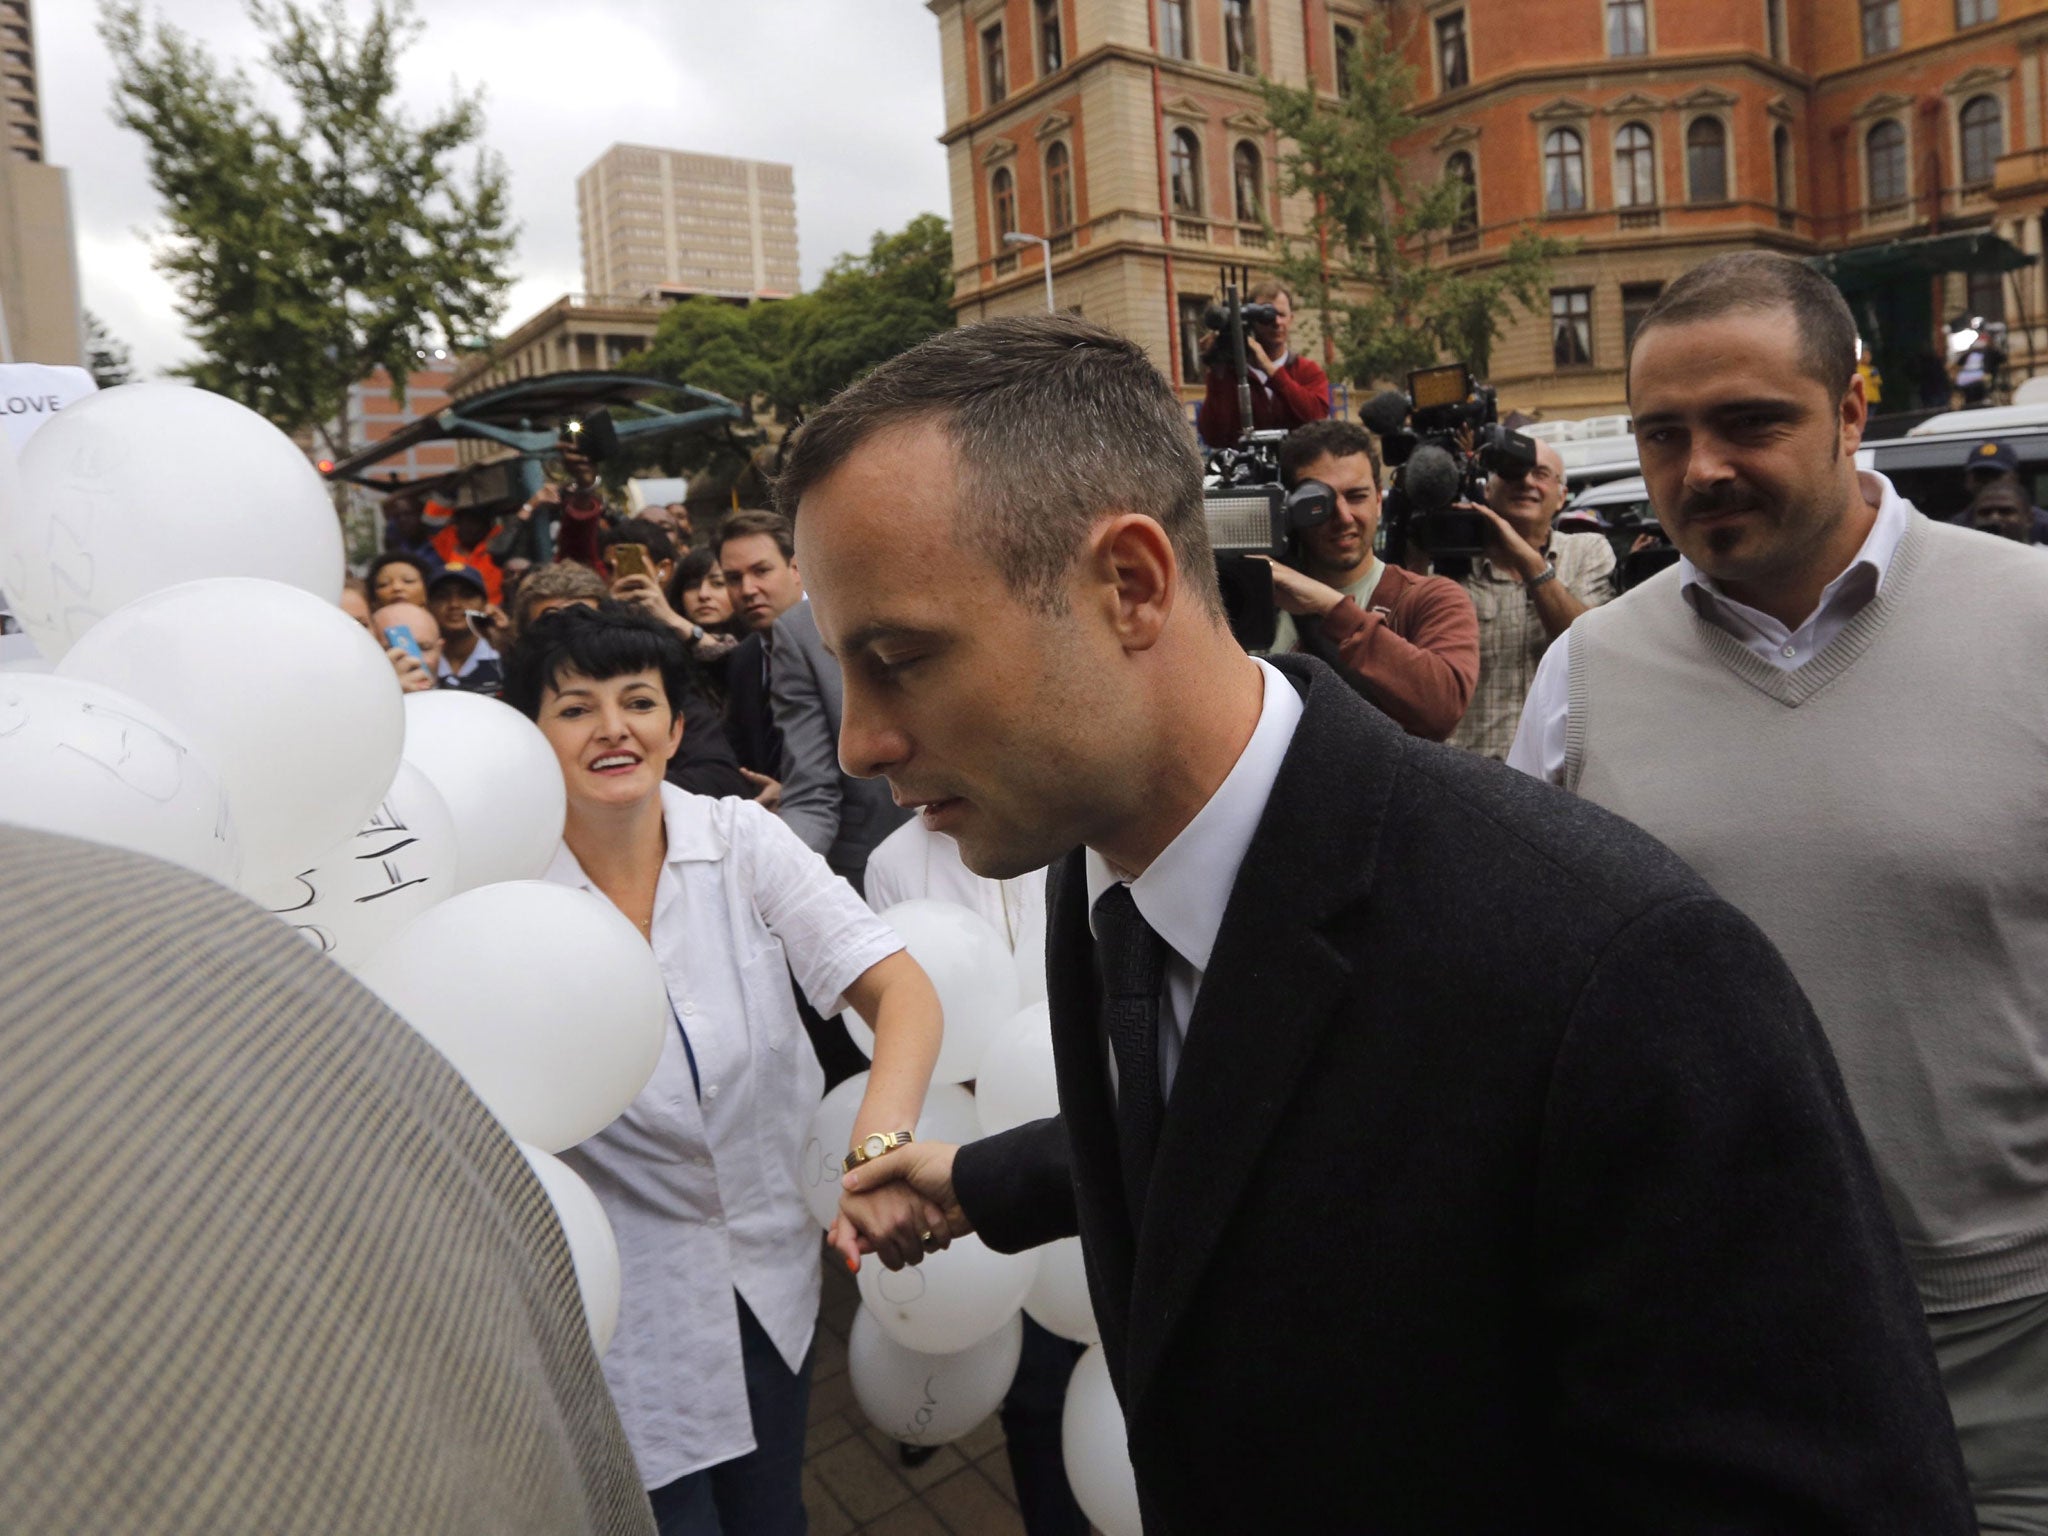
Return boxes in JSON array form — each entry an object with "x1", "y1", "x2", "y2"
[{"x1": 775, "y1": 314, "x2": 1219, "y2": 616}]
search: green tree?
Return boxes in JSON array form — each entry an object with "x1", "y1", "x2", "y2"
[
  {"x1": 84, "y1": 310, "x2": 134, "y2": 389},
  {"x1": 626, "y1": 212, "x2": 955, "y2": 421},
  {"x1": 100, "y1": 0, "x2": 516, "y2": 453},
  {"x1": 1257, "y1": 11, "x2": 1570, "y2": 386}
]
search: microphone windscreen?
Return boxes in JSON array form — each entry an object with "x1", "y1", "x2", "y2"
[
  {"x1": 1357, "y1": 390, "x2": 1412, "y2": 437},
  {"x1": 1403, "y1": 443, "x2": 1464, "y2": 513}
]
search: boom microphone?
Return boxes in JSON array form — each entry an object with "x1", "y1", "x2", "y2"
[
  {"x1": 1357, "y1": 389, "x2": 1412, "y2": 438},
  {"x1": 1402, "y1": 443, "x2": 1464, "y2": 514}
]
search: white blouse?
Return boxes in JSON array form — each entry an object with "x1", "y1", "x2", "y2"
[{"x1": 548, "y1": 784, "x2": 902, "y2": 1488}]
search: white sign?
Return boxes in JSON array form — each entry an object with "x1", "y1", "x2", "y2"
[{"x1": 0, "y1": 364, "x2": 97, "y2": 455}]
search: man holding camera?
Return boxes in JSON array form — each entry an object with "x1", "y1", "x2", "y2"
[
  {"x1": 1199, "y1": 282, "x2": 1330, "y2": 446},
  {"x1": 1263, "y1": 419, "x2": 1478, "y2": 741},
  {"x1": 1445, "y1": 437, "x2": 1614, "y2": 759}
]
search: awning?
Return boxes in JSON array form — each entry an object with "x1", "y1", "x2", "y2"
[{"x1": 1807, "y1": 231, "x2": 2037, "y2": 290}]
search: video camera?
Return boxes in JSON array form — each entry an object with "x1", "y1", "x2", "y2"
[
  {"x1": 1200, "y1": 429, "x2": 1336, "y2": 652},
  {"x1": 1358, "y1": 363, "x2": 1537, "y2": 562}
]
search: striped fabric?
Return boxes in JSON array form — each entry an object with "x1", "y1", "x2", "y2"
[{"x1": 0, "y1": 827, "x2": 654, "y2": 1536}]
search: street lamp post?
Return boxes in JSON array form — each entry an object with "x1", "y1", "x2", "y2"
[{"x1": 1003, "y1": 232, "x2": 1056, "y2": 314}]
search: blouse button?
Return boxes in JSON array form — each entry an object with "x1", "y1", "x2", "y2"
[{"x1": 706, "y1": 1084, "x2": 720, "y2": 1100}]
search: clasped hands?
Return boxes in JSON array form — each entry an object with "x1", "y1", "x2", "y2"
[{"x1": 826, "y1": 1141, "x2": 972, "y2": 1273}]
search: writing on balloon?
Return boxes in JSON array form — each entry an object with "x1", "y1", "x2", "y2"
[
  {"x1": 894, "y1": 1377, "x2": 943, "y2": 1442},
  {"x1": 53, "y1": 699, "x2": 193, "y2": 805}
]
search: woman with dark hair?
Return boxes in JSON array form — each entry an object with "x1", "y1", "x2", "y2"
[
  {"x1": 504, "y1": 603, "x2": 944, "y2": 1536},
  {"x1": 367, "y1": 550, "x2": 433, "y2": 610}
]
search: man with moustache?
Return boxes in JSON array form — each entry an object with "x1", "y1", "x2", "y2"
[
  {"x1": 1511, "y1": 250, "x2": 2048, "y2": 1530},
  {"x1": 789, "y1": 314, "x2": 1971, "y2": 1534}
]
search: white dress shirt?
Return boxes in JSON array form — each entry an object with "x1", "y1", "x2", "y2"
[
  {"x1": 862, "y1": 816, "x2": 1049, "y2": 1005},
  {"x1": 1508, "y1": 472, "x2": 1915, "y2": 784},
  {"x1": 547, "y1": 785, "x2": 902, "y2": 1488},
  {"x1": 1083, "y1": 657, "x2": 1304, "y2": 1099}
]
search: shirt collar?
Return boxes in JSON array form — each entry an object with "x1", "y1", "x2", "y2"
[
  {"x1": 436, "y1": 633, "x2": 500, "y2": 679},
  {"x1": 1679, "y1": 470, "x2": 1911, "y2": 621},
  {"x1": 543, "y1": 782, "x2": 730, "y2": 889},
  {"x1": 1083, "y1": 657, "x2": 1304, "y2": 975}
]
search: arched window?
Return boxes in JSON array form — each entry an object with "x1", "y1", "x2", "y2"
[
  {"x1": 1868, "y1": 119, "x2": 1907, "y2": 207},
  {"x1": 1446, "y1": 151, "x2": 1478, "y2": 234},
  {"x1": 1773, "y1": 124, "x2": 1793, "y2": 211},
  {"x1": 1614, "y1": 122, "x2": 1655, "y2": 208},
  {"x1": 1544, "y1": 127, "x2": 1586, "y2": 213},
  {"x1": 1170, "y1": 127, "x2": 1203, "y2": 214},
  {"x1": 1686, "y1": 117, "x2": 1728, "y2": 203},
  {"x1": 991, "y1": 166, "x2": 1017, "y2": 241},
  {"x1": 1045, "y1": 141, "x2": 1074, "y2": 233},
  {"x1": 1232, "y1": 141, "x2": 1263, "y2": 223},
  {"x1": 1961, "y1": 95, "x2": 2002, "y2": 186}
]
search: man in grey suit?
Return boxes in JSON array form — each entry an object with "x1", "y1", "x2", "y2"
[{"x1": 771, "y1": 597, "x2": 910, "y2": 895}]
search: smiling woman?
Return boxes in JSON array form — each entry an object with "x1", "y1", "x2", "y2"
[{"x1": 498, "y1": 602, "x2": 944, "y2": 1531}]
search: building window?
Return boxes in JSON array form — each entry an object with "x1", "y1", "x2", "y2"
[
  {"x1": 1446, "y1": 151, "x2": 1479, "y2": 247},
  {"x1": 1159, "y1": 0, "x2": 1190, "y2": 59},
  {"x1": 1773, "y1": 124, "x2": 1794, "y2": 216},
  {"x1": 1225, "y1": 0, "x2": 1255, "y2": 73},
  {"x1": 1861, "y1": 0, "x2": 1900, "y2": 56},
  {"x1": 1607, "y1": 0, "x2": 1648, "y2": 57},
  {"x1": 1544, "y1": 127, "x2": 1587, "y2": 213},
  {"x1": 1170, "y1": 127, "x2": 1203, "y2": 214},
  {"x1": 1766, "y1": 0, "x2": 1786, "y2": 60},
  {"x1": 1046, "y1": 141, "x2": 1074, "y2": 232},
  {"x1": 1969, "y1": 267, "x2": 2006, "y2": 321},
  {"x1": 1333, "y1": 23, "x2": 1359, "y2": 95},
  {"x1": 1179, "y1": 294, "x2": 1211, "y2": 381},
  {"x1": 1232, "y1": 141, "x2": 1264, "y2": 222},
  {"x1": 984, "y1": 23, "x2": 1007, "y2": 104},
  {"x1": 1622, "y1": 282, "x2": 1664, "y2": 354},
  {"x1": 1614, "y1": 122, "x2": 1656, "y2": 207},
  {"x1": 991, "y1": 166, "x2": 1017, "y2": 241},
  {"x1": 1436, "y1": 11, "x2": 1470, "y2": 91},
  {"x1": 1552, "y1": 288, "x2": 1594, "y2": 367},
  {"x1": 1038, "y1": 0, "x2": 1064, "y2": 74},
  {"x1": 1957, "y1": 0, "x2": 1997, "y2": 26},
  {"x1": 1867, "y1": 119, "x2": 1908, "y2": 208},
  {"x1": 1686, "y1": 117, "x2": 1728, "y2": 203},
  {"x1": 1961, "y1": 95, "x2": 2002, "y2": 186}
]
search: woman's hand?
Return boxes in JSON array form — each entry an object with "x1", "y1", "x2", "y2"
[
  {"x1": 741, "y1": 768, "x2": 782, "y2": 811},
  {"x1": 828, "y1": 1169, "x2": 959, "y2": 1273}
]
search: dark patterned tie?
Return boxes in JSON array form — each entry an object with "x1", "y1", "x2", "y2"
[{"x1": 1094, "y1": 883, "x2": 1166, "y2": 1233}]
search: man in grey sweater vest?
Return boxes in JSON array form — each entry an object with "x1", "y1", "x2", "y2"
[{"x1": 1512, "y1": 250, "x2": 2048, "y2": 1530}]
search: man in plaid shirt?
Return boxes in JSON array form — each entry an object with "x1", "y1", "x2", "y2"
[{"x1": 1447, "y1": 439, "x2": 1615, "y2": 759}]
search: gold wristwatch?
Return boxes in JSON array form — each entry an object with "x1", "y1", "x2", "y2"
[{"x1": 843, "y1": 1130, "x2": 915, "y2": 1169}]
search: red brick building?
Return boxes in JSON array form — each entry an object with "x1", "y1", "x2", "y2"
[
  {"x1": 343, "y1": 360, "x2": 462, "y2": 488},
  {"x1": 931, "y1": 0, "x2": 2048, "y2": 418}
]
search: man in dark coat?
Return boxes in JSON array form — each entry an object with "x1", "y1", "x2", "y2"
[{"x1": 782, "y1": 314, "x2": 1974, "y2": 1534}]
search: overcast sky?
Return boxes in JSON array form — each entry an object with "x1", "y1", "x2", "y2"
[{"x1": 39, "y1": 0, "x2": 953, "y2": 377}]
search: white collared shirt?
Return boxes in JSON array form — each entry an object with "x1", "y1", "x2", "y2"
[
  {"x1": 862, "y1": 816, "x2": 1049, "y2": 1005},
  {"x1": 546, "y1": 784, "x2": 901, "y2": 1488},
  {"x1": 1508, "y1": 472, "x2": 1915, "y2": 784},
  {"x1": 1083, "y1": 657, "x2": 1304, "y2": 1099}
]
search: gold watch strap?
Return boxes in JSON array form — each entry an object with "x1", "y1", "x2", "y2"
[{"x1": 844, "y1": 1129, "x2": 916, "y2": 1169}]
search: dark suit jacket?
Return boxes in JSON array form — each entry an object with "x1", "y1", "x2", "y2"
[
  {"x1": 953, "y1": 655, "x2": 1971, "y2": 1535},
  {"x1": 771, "y1": 600, "x2": 910, "y2": 891},
  {"x1": 723, "y1": 630, "x2": 784, "y2": 781}
]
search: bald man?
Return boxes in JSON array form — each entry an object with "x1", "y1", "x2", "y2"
[
  {"x1": 372, "y1": 600, "x2": 441, "y2": 693},
  {"x1": 1446, "y1": 437, "x2": 1615, "y2": 760}
]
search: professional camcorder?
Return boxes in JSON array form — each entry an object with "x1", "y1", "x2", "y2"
[
  {"x1": 1201, "y1": 429, "x2": 1336, "y2": 653},
  {"x1": 1358, "y1": 363, "x2": 1537, "y2": 562},
  {"x1": 1199, "y1": 299, "x2": 1278, "y2": 370}
]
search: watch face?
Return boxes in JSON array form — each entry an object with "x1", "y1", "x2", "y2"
[{"x1": 863, "y1": 1134, "x2": 888, "y2": 1158}]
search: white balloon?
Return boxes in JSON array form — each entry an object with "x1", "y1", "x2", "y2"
[
  {"x1": 252, "y1": 761, "x2": 458, "y2": 970},
  {"x1": 857, "y1": 1232, "x2": 1038, "y2": 1356},
  {"x1": 1062, "y1": 1344, "x2": 1142, "y2": 1536},
  {"x1": 357, "y1": 881, "x2": 667, "y2": 1152},
  {"x1": 400, "y1": 690, "x2": 568, "y2": 892},
  {"x1": 845, "y1": 901, "x2": 1021, "y2": 1085},
  {"x1": 849, "y1": 1306, "x2": 1023, "y2": 1448},
  {"x1": 0, "y1": 671, "x2": 239, "y2": 883},
  {"x1": 799, "y1": 1074, "x2": 985, "y2": 1230},
  {"x1": 975, "y1": 1001, "x2": 1059, "y2": 1137},
  {"x1": 518, "y1": 1143, "x2": 622, "y2": 1357},
  {"x1": 2, "y1": 384, "x2": 343, "y2": 658},
  {"x1": 1023, "y1": 1236, "x2": 1099, "y2": 1346},
  {"x1": 58, "y1": 577, "x2": 403, "y2": 891}
]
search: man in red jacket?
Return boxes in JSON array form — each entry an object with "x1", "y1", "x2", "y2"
[
  {"x1": 1199, "y1": 281, "x2": 1330, "y2": 445},
  {"x1": 1262, "y1": 419, "x2": 1478, "y2": 741}
]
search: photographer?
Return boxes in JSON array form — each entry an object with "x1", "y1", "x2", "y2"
[
  {"x1": 1444, "y1": 437, "x2": 1614, "y2": 760},
  {"x1": 1200, "y1": 281, "x2": 1330, "y2": 446},
  {"x1": 1264, "y1": 420, "x2": 1478, "y2": 740}
]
